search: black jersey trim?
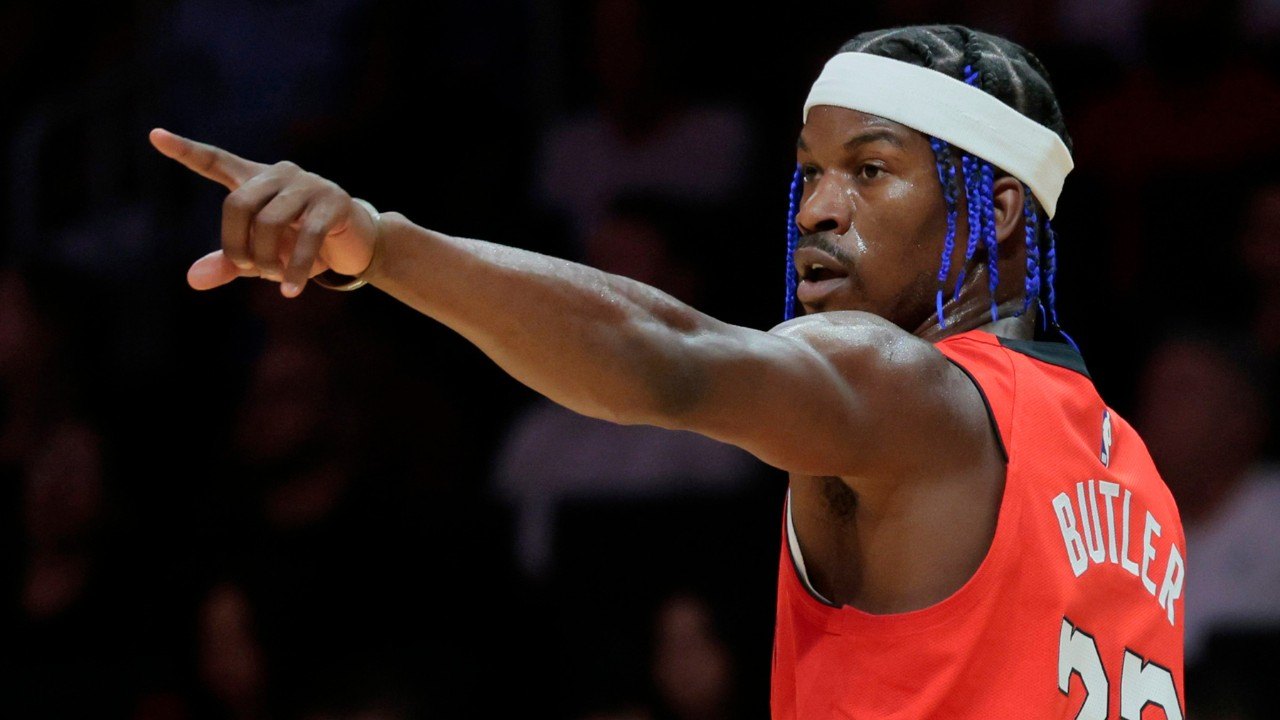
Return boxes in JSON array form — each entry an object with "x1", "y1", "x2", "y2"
[
  {"x1": 945, "y1": 357, "x2": 1010, "y2": 465},
  {"x1": 997, "y1": 337, "x2": 1091, "y2": 379}
]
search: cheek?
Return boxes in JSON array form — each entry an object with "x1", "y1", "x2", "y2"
[
  {"x1": 843, "y1": 178, "x2": 948, "y2": 293},
  {"x1": 884, "y1": 183, "x2": 948, "y2": 268},
  {"x1": 912, "y1": 182, "x2": 964, "y2": 282}
]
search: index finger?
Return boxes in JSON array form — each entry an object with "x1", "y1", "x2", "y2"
[{"x1": 149, "y1": 128, "x2": 265, "y2": 190}]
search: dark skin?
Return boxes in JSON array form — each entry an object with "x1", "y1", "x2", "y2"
[
  {"x1": 787, "y1": 105, "x2": 1036, "y2": 611},
  {"x1": 150, "y1": 103, "x2": 1042, "y2": 614}
]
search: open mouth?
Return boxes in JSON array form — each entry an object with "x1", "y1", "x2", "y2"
[
  {"x1": 800, "y1": 265, "x2": 844, "y2": 283},
  {"x1": 788, "y1": 248, "x2": 849, "y2": 303}
]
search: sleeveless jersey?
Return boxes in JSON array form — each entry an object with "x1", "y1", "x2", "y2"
[{"x1": 770, "y1": 328, "x2": 1186, "y2": 719}]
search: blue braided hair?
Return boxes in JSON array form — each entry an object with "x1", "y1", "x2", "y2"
[
  {"x1": 783, "y1": 162, "x2": 804, "y2": 321},
  {"x1": 1044, "y1": 220, "x2": 1079, "y2": 351},
  {"x1": 954, "y1": 149, "x2": 983, "y2": 312},
  {"x1": 1022, "y1": 189, "x2": 1042, "y2": 321},
  {"x1": 978, "y1": 160, "x2": 1000, "y2": 324},
  {"x1": 929, "y1": 137, "x2": 959, "y2": 327}
]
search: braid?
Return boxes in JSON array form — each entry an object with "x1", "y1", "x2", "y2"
[
  {"x1": 783, "y1": 162, "x2": 804, "y2": 320},
  {"x1": 1044, "y1": 219, "x2": 1081, "y2": 352},
  {"x1": 978, "y1": 159, "x2": 1000, "y2": 323},
  {"x1": 929, "y1": 137, "x2": 959, "y2": 328},
  {"x1": 1045, "y1": 221, "x2": 1059, "y2": 327},
  {"x1": 1021, "y1": 188, "x2": 1041, "y2": 318},
  {"x1": 954, "y1": 149, "x2": 982, "y2": 303}
]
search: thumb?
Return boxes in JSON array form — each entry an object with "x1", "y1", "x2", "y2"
[{"x1": 187, "y1": 249, "x2": 252, "y2": 290}]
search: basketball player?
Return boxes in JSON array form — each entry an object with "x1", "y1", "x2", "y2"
[{"x1": 150, "y1": 24, "x2": 1185, "y2": 719}]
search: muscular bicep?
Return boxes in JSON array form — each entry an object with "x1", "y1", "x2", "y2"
[{"x1": 652, "y1": 311, "x2": 987, "y2": 480}]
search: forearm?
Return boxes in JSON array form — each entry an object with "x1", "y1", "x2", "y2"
[{"x1": 364, "y1": 212, "x2": 713, "y2": 425}]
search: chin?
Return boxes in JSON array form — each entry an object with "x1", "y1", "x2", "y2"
[{"x1": 802, "y1": 299, "x2": 862, "y2": 316}]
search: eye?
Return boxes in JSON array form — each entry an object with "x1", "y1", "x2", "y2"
[
  {"x1": 859, "y1": 163, "x2": 884, "y2": 180},
  {"x1": 800, "y1": 164, "x2": 819, "y2": 183}
]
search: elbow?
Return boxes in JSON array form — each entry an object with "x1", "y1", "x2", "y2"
[
  {"x1": 566, "y1": 317, "x2": 706, "y2": 428},
  {"x1": 629, "y1": 324, "x2": 711, "y2": 428},
  {"x1": 649, "y1": 351, "x2": 708, "y2": 424}
]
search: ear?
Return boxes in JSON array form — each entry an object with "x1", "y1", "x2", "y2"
[{"x1": 991, "y1": 176, "x2": 1025, "y2": 245}]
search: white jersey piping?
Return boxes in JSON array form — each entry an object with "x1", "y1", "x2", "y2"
[{"x1": 786, "y1": 487, "x2": 835, "y2": 605}]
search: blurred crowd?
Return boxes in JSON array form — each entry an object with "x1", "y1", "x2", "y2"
[{"x1": 2, "y1": 0, "x2": 1278, "y2": 718}]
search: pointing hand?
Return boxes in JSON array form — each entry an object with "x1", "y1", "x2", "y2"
[{"x1": 149, "y1": 128, "x2": 378, "y2": 297}]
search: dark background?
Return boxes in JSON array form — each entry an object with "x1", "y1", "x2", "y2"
[{"x1": 4, "y1": 0, "x2": 1279, "y2": 718}]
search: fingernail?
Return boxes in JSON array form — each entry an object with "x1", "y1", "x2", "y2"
[
  {"x1": 282, "y1": 282, "x2": 299, "y2": 297},
  {"x1": 234, "y1": 259, "x2": 253, "y2": 270}
]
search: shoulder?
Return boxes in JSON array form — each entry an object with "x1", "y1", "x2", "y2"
[
  {"x1": 769, "y1": 312, "x2": 994, "y2": 399},
  {"x1": 769, "y1": 312, "x2": 1002, "y2": 478},
  {"x1": 768, "y1": 310, "x2": 945, "y2": 372}
]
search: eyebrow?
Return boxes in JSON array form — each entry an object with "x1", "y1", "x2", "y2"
[{"x1": 796, "y1": 129, "x2": 906, "y2": 153}]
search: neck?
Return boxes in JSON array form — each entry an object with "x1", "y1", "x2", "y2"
[
  {"x1": 912, "y1": 255, "x2": 1041, "y2": 343},
  {"x1": 913, "y1": 294, "x2": 1037, "y2": 343}
]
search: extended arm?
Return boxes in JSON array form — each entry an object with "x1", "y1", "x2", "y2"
[
  {"x1": 366, "y1": 214, "x2": 980, "y2": 478},
  {"x1": 150, "y1": 128, "x2": 984, "y2": 480}
]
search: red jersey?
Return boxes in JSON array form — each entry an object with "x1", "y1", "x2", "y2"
[{"x1": 770, "y1": 328, "x2": 1186, "y2": 719}]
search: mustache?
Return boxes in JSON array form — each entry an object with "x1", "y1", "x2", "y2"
[{"x1": 797, "y1": 233, "x2": 854, "y2": 268}]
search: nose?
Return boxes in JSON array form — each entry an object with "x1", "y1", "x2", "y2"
[{"x1": 795, "y1": 172, "x2": 852, "y2": 237}]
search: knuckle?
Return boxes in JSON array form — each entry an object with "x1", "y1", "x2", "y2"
[
  {"x1": 308, "y1": 176, "x2": 342, "y2": 199},
  {"x1": 224, "y1": 193, "x2": 254, "y2": 213},
  {"x1": 274, "y1": 160, "x2": 299, "y2": 173},
  {"x1": 254, "y1": 212, "x2": 285, "y2": 232}
]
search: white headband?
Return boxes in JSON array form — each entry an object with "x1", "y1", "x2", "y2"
[{"x1": 803, "y1": 52, "x2": 1072, "y2": 218}]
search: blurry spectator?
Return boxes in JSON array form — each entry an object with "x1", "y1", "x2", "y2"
[
  {"x1": 650, "y1": 592, "x2": 736, "y2": 720},
  {"x1": 490, "y1": 193, "x2": 763, "y2": 577},
  {"x1": 197, "y1": 581, "x2": 268, "y2": 720},
  {"x1": 212, "y1": 333, "x2": 379, "y2": 698},
  {"x1": 12, "y1": 415, "x2": 141, "y2": 716},
  {"x1": 22, "y1": 420, "x2": 106, "y2": 621},
  {"x1": 1134, "y1": 323, "x2": 1280, "y2": 717},
  {"x1": 0, "y1": 266, "x2": 75, "y2": 472},
  {"x1": 533, "y1": 0, "x2": 753, "y2": 256},
  {"x1": 2, "y1": 262, "x2": 141, "y2": 715},
  {"x1": 180, "y1": 331, "x2": 377, "y2": 715},
  {"x1": 197, "y1": 322, "x2": 513, "y2": 717},
  {"x1": 561, "y1": 588, "x2": 744, "y2": 720}
]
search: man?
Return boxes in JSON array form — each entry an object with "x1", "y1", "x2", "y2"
[{"x1": 151, "y1": 23, "x2": 1185, "y2": 719}]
